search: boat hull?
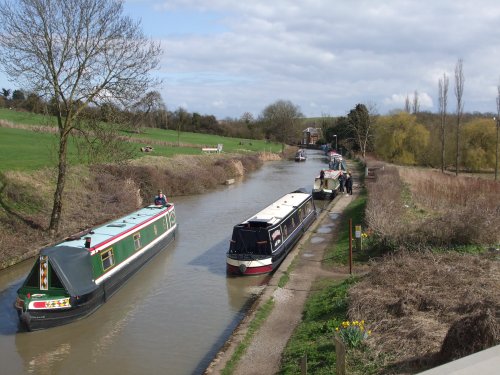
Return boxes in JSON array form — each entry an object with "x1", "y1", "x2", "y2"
[
  {"x1": 312, "y1": 189, "x2": 336, "y2": 200},
  {"x1": 17, "y1": 226, "x2": 176, "y2": 331}
]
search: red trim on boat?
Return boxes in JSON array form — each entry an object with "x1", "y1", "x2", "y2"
[{"x1": 226, "y1": 263, "x2": 273, "y2": 276}]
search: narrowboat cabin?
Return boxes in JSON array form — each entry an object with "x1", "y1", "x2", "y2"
[
  {"x1": 312, "y1": 169, "x2": 341, "y2": 200},
  {"x1": 14, "y1": 203, "x2": 177, "y2": 331},
  {"x1": 294, "y1": 149, "x2": 307, "y2": 162},
  {"x1": 226, "y1": 189, "x2": 316, "y2": 276}
]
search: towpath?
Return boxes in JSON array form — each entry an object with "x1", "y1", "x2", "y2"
[{"x1": 205, "y1": 169, "x2": 362, "y2": 375}]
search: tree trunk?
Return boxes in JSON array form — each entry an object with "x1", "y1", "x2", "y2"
[{"x1": 48, "y1": 132, "x2": 69, "y2": 235}]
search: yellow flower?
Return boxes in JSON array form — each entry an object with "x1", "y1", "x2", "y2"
[{"x1": 335, "y1": 327, "x2": 339, "y2": 331}]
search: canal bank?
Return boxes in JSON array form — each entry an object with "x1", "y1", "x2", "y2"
[
  {"x1": 205, "y1": 181, "x2": 361, "y2": 374},
  {"x1": 1, "y1": 151, "x2": 330, "y2": 375}
]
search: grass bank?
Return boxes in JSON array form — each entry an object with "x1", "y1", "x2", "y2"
[{"x1": 0, "y1": 152, "x2": 275, "y2": 269}]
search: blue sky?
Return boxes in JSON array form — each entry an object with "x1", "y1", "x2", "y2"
[{"x1": 3, "y1": 0, "x2": 500, "y2": 119}]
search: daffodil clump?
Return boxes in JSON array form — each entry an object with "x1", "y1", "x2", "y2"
[{"x1": 335, "y1": 320, "x2": 371, "y2": 348}]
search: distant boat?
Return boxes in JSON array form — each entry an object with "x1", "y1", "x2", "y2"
[
  {"x1": 15, "y1": 203, "x2": 178, "y2": 331},
  {"x1": 328, "y1": 153, "x2": 347, "y2": 171},
  {"x1": 312, "y1": 169, "x2": 341, "y2": 200},
  {"x1": 226, "y1": 189, "x2": 316, "y2": 276},
  {"x1": 295, "y1": 149, "x2": 307, "y2": 162}
]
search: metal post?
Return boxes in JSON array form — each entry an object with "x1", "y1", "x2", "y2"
[
  {"x1": 349, "y1": 218, "x2": 353, "y2": 274},
  {"x1": 495, "y1": 117, "x2": 499, "y2": 181}
]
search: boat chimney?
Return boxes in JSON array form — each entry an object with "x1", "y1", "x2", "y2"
[{"x1": 84, "y1": 237, "x2": 91, "y2": 248}]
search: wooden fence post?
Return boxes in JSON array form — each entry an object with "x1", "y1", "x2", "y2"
[
  {"x1": 334, "y1": 333, "x2": 346, "y2": 375},
  {"x1": 300, "y1": 354, "x2": 307, "y2": 374},
  {"x1": 349, "y1": 218, "x2": 353, "y2": 274}
]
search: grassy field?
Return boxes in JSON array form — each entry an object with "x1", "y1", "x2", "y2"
[
  {"x1": 0, "y1": 110, "x2": 282, "y2": 171},
  {"x1": 0, "y1": 108, "x2": 57, "y2": 126},
  {"x1": 0, "y1": 127, "x2": 65, "y2": 171}
]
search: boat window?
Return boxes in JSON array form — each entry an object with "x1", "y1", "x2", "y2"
[
  {"x1": 283, "y1": 224, "x2": 288, "y2": 239},
  {"x1": 101, "y1": 248, "x2": 115, "y2": 271},
  {"x1": 270, "y1": 228, "x2": 282, "y2": 249},
  {"x1": 306, "y1": 201, "x2": 313, "y2": 214},
  {"x1": 134, "y1": 233, "x2": 142, "y2": 250}
]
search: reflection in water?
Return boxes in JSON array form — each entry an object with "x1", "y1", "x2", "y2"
[
  {"x1": 0, "y1": 280, "x2": 24, "y2": 335},
  {"x1": 225, "y1": 274, "x2": 270, "y2": 311},
  {"x1": 0, "y1": 151, "x2": 330, "y2": 375},
  {"x1": 28, "y1": 343, "x2": 71, "y2": 375}
]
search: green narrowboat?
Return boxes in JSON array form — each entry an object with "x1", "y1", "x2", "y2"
[{"x1": 14, "y1": 203, "x2": 177, "y2": 331}]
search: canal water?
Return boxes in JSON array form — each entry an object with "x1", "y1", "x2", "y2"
[{"x1": 0, "y1": 150, "x2": 330, "y2": 375}]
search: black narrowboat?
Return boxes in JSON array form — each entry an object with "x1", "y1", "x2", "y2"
[{"x1": 226, "y1": 189, "x2": 316, "y2": 276}]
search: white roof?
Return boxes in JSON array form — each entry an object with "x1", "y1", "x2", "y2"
[
  {"x1": 244, "y1": 192, "x2": 310, "y2": 225},
  {"x1": 317, "y1": 170, "x2": 342, "y2": 179}
]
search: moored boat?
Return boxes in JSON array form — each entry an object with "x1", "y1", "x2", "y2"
[
  {"x1": 226, "y1": 189, "x2": 316, "y2": 276},
  {"x1": 312, "y1": 169, "x2": 341, "y2": 200},
  {"x1": 14, "y1": 203, "x2": 177, "y2": 331},
  {"x1": 328, "y1": 153, "x2": 347, "y2": 171},
  {"x1": 294, "y1": 149, "x2": 307, "y2": 162}
]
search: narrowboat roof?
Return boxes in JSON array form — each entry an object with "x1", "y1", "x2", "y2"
[
  {"x1": 317, "y1": 170, "x2": 341, "y2": 179},
  {"x1": 56, "y1": 204, "x2": 173, "y2": 253},
  {"x1": 40, "y1": 246, "x2": 95, "y2": 296},
  {"x1": 243, "y1": 191, "x2": 311, "y2": 226}
]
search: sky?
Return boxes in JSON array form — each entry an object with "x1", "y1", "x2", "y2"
[{"x1": 4, "y1": 0, "x2": 500, "y2": 120}]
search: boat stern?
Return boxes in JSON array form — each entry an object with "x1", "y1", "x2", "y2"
[{"x1": 226, "y1": 256, "x2": 273, "y2": 276}]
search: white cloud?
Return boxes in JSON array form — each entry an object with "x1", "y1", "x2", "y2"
[{"x1": 125, "y1": 1, "x2": 500, "y2": 118}]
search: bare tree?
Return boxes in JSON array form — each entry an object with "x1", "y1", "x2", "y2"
[
  {"x1": 0, "y1": 0, "x2": 162, "y2": 235},
  {"x1": 454, "y1": 59, "x2": 465, "y2": 176},
  {"x1": 240, "y1": 112, "x2": 254, "y2": 125},
  {"x1": 132, "y1": 91, "x2": 168, "y2": 130},
  {"x1": 496, "y1": 84, "x2": 500, "y2": 181},
  {"x1": 260, "y1": 100, "x2": 303, "y2": 153},
  {"x1": 404, "y1": 95, "x2": 411, "y2": 113},
  {"x1": 412, "y1": 90, "x2": 420, "y2": 114},
  {"x1": 438, "y1": 73, "x2": 449, "y2": 173}
]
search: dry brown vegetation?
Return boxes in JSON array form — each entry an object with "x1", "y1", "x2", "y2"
[
  {"x1": 0, "y1": 153, "x2": 270, "y2": 269},
  {"x1": 365, "y1": 166, "x2": 500, "y2": 248},
  {"x1": 348, "y1": 162, "x2": 500, "y2": 374},
  {"x1": 348, "y1": 251, "x2": 500, "y2": 373}
]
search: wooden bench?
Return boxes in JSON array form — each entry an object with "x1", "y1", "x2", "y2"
[{"x1": 202, "y1": 143, "x2": 223, "y2": 154}]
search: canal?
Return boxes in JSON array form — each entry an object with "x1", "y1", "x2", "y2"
[{"x1": 0, "y1": 150, "x2": 329, "y2": 375}]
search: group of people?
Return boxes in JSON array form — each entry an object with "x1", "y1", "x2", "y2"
[
  {"x1": 338, "y1": 170, "x2": 353, "y2": 195},
  {"x1": 318, "y1": 169, "x2": 353, "y2": 195}
]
